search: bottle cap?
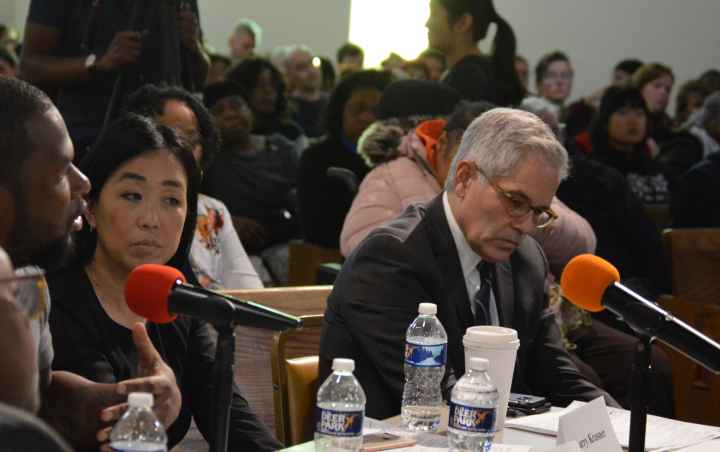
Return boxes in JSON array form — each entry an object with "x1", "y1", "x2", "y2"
[
  {"x1": 332, "y1": 358, "x2": 355, "y2": 372},
  {"x1": 468, "y1": 357, "x2": 489, "y2": 372},
  {"x1": 127, "y1": 392, "x2": 154, "y2": 408},
  {"x1": 418, "y1": 303, "x2": 437, "y2": 315}
]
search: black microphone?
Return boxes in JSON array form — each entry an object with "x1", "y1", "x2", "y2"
[
  {"x1": 561, "y1": 254, "x2": 720, "y2": 374},
  {"x1": 125, "y1": 264, "x2": 302, "y2": 331}
]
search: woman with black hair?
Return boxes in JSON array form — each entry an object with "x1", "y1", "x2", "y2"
[
  {"x1": 589, "y1": 85, "x2": 672, "y2": 205},
  {"x1": 46, "y1": 114, "x2": 281, "y2": 451},
  {"x1": 124, "y1": 84, "x2": 263, "y2": 290},
  {"x1": 227, "y1": 57, "x2": 308, "y2": 152},
  {"x1": 298, "y1": 69, "x2": 392, "y2": 249},
  {"x1": 427, "y1": 0, "x2": 524, "y2": 106}
]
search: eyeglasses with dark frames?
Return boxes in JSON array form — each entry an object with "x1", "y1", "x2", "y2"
[{"x1": 473, "y1": 164, "x2": 558, "y2": 229}]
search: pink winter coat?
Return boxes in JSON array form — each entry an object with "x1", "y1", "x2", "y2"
[{"x1": 341, "y1": 127, "x2": 597, "y2": 278}]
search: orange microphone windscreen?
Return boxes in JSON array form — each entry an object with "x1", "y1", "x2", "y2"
[
  {"x1": 560, "y1": 254, "x2": 621, "y2": 312},
  {"x1": 125, "y1": 264, "x2": 186, "y2": 324}
]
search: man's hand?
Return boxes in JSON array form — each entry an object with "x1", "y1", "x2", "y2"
[
  {"x1": 96, "y1": 30, "x2": 142, "y2": 73},
  {"x1": 96, "y1": 323, "x2": 181, "y2": 445}
]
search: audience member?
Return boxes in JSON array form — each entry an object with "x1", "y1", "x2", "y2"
[
  {"x1": 203, "y1": 81, "x2": 299, "y2": 258},
  {"x1": 286, "y1": 45, "x2": 328, "y2": 138},
  {"x1": 298, "y1": 70, "x2": 392, "y2": 249},
  {"x1": 21, "y1": 0, "x2": 210, "y2": 156},
  {"x1": 515, "y1": 54, "x2": 530, "y2": 90},
  {"x1": 566, "y1": 58, "x2": 644, "y2": 139},
  {"x1": 47, "y1": 114, "x2": 280, "y2": 451},
  {"x1": 699, "y1": 69, "x2": 720, "y2": 94},
  {"x1": 124, "y1": 84, "x2": 262, "y2": 290},
  {"x1": 0, "y1": 76, "x2": 181, "y2": 450},
  {"x1": 403, "y1": 59, "x2": 431, "y2": 80},
  {"x1": 588, "y1": 85, "x2": 671, "y2": 205},
  {"x1": 534, "y1": 51, "x2": 574, "y2": 120},
  {"x1": 206, "y1": 53, "x2": 232, "y2": 85},
  {"x1": 612, "y1": 59, "x2": 644, "y2": 87},
  {"x1": 674, "y1": 79, "x2": 709, "y2": 126},
  {"x1": 672, "y1": 92, "x2": 720, "y2": 227},
  {"x1": 318, "y1": 56, "x2": 337, "y2": 93},
  {"x1": 633, "y1": 63, "x2": 675, "y2": 145},
  {"x1": 428, "y1": 0, "x2": 524, "y2": 106},
  {"x1": 227, "y1": 57, "x2": 307, "y2": 151},
  {"x1": 228, "y1": 18, "x2": 261, "y2": 62},
  {"x1": 320, "y1": 108, "x2": 617, "y2": 419},
  {"x1": 557, "y1": 120, "x2": 669, "y2": 297},
  {"x1": 0, "y1": 23, "x2": 20, "y2": 54},
  {"x1": 336, "y1": 42, "x2": 364, "y2": 75},
  {"x1": 419, "y1": 48, "x2": 447, "y2": 81},
  {"x1": 0, "y1": 46, "x2": 18, "y2": 78}
]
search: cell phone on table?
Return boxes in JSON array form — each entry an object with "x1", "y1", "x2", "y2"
[
  {"x1": 361, "y1": 432, "x2": 417, "y2": 451},
  {"x1": 507, "y1": 392, "x2": 551, "y2": 416}
]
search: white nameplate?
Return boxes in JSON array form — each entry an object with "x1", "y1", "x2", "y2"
[
  {"x1": 557, "y1": 397, "x2": 622, "y2": 451},
  {"x1": 548, "y1": 441, "x2": 582, "y2": 452},
  {"x1": 545, "y1": 442, "x2": 582, "y2": 452}
]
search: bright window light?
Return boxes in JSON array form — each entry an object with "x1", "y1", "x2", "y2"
[{"x1": 349, "y1": 0, "x2": 431, "y2": 69}]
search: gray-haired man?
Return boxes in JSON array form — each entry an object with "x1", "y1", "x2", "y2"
[{"x1": 319, "y1": 108, "x2": 617, "y2": 419}]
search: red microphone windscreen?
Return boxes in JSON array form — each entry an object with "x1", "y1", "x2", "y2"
[
  {"x1": 560, "y1": 254, "x2": 621, "y2": 312},
  {"x1": 125, "y1": 264, "x2": 186, "y2": 324}
]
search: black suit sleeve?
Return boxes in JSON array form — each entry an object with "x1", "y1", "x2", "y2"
[
  {"x1": 183, "y1": 319, "x2": 282, "y2": 451},
  {"x1": 320, "y1": 232, "x2": 435, "y2": 419},
  {"x1": 526, "y1": 306, "x2": 620, "y2": 408}
]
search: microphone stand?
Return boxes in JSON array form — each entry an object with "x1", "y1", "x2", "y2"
[
  {"x1": 209, "y1": 322, "x2": 236, "y2": 452},
  {"x1": 629, "y1": 335, "x2": 652, "y2": 452}
]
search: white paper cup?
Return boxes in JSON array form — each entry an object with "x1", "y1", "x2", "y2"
[{"x1": 463, "y1": 326, "x2": 520, "y2": 432}]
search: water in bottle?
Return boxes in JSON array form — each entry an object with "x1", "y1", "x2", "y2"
[
  {"x1": 110, "y1": 392, "x2": 167, "y2": 452},
  {"x1": 314, "y1": 358, "x2": 366, "y2": 452},
  {"x1": 448, "y1": 357, "x2": 499, "y2": 452},
  {"x1": 401, "y1": 302, "x2": 448, "y2": 432}
]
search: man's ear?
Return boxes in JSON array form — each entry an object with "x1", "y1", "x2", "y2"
[
  {"x1": 0, "y1": 187, "x2": 15, "y2": 248},
  {"x1": 453, "y1": 160, "x2": 475, "y2": 198}
]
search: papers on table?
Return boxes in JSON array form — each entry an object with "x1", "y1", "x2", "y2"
[
  {"x1": 362, "y1": 426, "x2": 531, "y2": 451},
  {"x1": 505, "y1": 401, "x2": 720, "y2": 451}
]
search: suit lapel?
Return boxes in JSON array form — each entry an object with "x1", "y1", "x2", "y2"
[{"x1": 424, "y1": 196, "x2": 473, "y2": 375}]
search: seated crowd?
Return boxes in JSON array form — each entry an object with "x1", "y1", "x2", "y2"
[{"x1": 0, "y1": 0, "x2": 718, "y2": 449}]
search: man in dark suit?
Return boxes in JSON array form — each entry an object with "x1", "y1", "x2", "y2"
[{"x1": 319, "y1": 108, "x2": 615, "y2": 419}]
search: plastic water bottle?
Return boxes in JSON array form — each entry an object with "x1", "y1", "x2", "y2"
[
  {"x1": 448, "y1": 357, "x2": 499, "y2": 452},
  {"x1": 109, "y1": 392, "x2": 167, "y2": 452},
  {"x1": 401, "y1": 302, "x2": 448, "y2": 432},
  {"x1": 314, "y1": 358, "x2": 366, "y2": 451}
]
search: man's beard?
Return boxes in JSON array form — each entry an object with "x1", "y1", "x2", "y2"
[{"x1": 8, "y1": 191, "x2": 76, "y2": 272}]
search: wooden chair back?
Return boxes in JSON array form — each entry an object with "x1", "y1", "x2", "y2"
[
  {"x1": 271, "y1": 315, "x2": 324, "y2": 445},
  {"x1": 657, "y1": 296, "x2": 720, "y2": 425},
  {"x1": 663, "y1": 228, "x2": 720, "y2": 304},
  {"x1": 288, "y1": 240, "x2": 343, "y2": 286},
  {"x1": 223, "y1": 286, "x2": 331, "y2": 434}
]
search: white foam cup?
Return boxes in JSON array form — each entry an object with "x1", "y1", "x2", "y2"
[{"x1": 463, "y1": 326, "x2": 520, "y2": 433}]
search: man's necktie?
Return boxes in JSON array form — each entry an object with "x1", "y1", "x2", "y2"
[{"x1": 473, "y1": 261, "x2": 494, "y2": 325}]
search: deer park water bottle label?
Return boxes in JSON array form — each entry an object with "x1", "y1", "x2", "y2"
[
  {"x1": 314, "y1": 408, "x2": 364, "y2": 437},
  {"x1": 404, "y1": 341, "x2": 447, "y2": 367},
  {"x1": 448, "y1": 402, "x2": 496, "y2": 433}
]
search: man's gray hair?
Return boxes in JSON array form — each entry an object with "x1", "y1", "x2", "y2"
[
  {"x1": 234, "y1": 18, "x2": 263, "y2": 47},
  {"x1": 445, "y1": 108, "x2": 569, "y2": 191}
]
